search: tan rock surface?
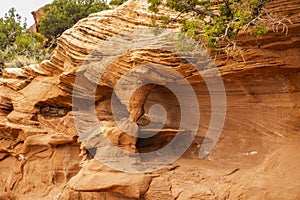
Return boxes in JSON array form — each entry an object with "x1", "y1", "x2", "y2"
[
  {"x1": 0, "y1": 0, "x2": 299, "y2": 199},
  {"x1": 29, "y1": 6, "x2": 45, "y2": 33}
]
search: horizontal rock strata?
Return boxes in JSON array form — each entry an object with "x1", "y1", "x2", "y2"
[{"x1": 0, "y1": 0, "x2": 299, "y2": 199}]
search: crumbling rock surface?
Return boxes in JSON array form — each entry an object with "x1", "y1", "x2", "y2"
[{"x1": 0, "y1": 0, "x2": 300, "y2": 199}]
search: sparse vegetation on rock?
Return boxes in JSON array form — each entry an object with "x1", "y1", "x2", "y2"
[{"x1": 147, "y1": 0, "x2": 292, "y2": 55}]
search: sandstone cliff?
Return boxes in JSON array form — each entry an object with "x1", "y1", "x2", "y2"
[
  {"x1": 0, "y1": 0, "x2": 300, "y2": 199},
  {"x1": 29, "y1": 6, "x2": 45, "y2": 33}
]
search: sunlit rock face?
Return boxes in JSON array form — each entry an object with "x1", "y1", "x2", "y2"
[{"x1": 0, "y1": 0, "x2": 300, "y2": 199}]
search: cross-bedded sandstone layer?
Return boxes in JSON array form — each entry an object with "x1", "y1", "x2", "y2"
[{"x1": 0, "y1": 0, "x2": 299, "y2": 199}]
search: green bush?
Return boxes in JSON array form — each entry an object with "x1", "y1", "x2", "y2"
[
  {"x1": 10, "y1": 55, "x2": 38, "y2": 68},
  {"x1": 13, "y1": 32, "x2": 46, "y2": 60},
  {"x1": 40, "y1": 0, "x2": 109, "y2": 40},
  {"x1": 147, "y1": 0, "x2": 273, "y2": 49},
  {"x1": 0, "y1": 8, "x2": 47, "y2": 75},
  {"x1": 0, "y1": 32, "x2": 46, "y2": 63},
  {"x1": 0, "y1": 8, "x2": 26, "y2": 49},
  {"x1": 110, "y1": 0, "x2": 128, "y2": 6}
]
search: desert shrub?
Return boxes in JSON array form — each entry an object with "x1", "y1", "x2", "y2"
[
  {"x1": 13, "y1": 32, "x2": 46, "y2": 60},
  {"x1": 0, "y1": 32, "x2": 46, "y2": 63},
  {"x1": 40, "y1": 0, "x2": 109, "y2": 40},
  {"x1": 110, "y1": 0, "x2": 128, "y2": 6},
  {"x1": 148, "y1": 0, "x2": 292, "y2": 55},
  {"x1": 0, "y1": 8, "x2": 48, "y2": 75},
  {"x1": 0, "y1": 8, "x2": 26, "y2": 49},
  {"x1": 9, "y1": 55, "x2": 38, "y2": 68}
]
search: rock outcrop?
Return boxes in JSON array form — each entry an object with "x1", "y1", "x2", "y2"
[
  {"x1": 0, "y1": 0, "x2": 300, "y2": 199},
  {"x1": 29, "y1": 6, "x2": 45, "y2": 33}
]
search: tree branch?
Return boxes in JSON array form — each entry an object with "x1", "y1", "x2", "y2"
[
  {"x1": 173, "y1": 0, "x2": 218, "y2": 18},
  {"x1": 223, "y1": 0, "x2": 232, "y2": 17}
]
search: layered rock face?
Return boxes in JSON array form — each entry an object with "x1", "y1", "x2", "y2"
[{"x1": 0, "y1": 0, "x2": 300, "y2": 199}]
